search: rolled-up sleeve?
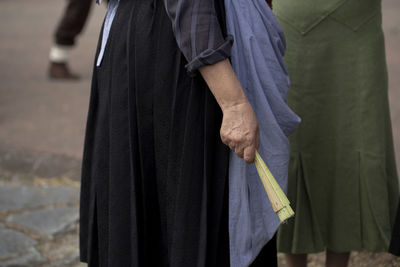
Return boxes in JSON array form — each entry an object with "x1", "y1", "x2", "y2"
[{"x1": 163, "y1": 0, "x2": 233, "y2": 74}]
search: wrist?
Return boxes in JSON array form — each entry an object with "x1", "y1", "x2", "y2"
[{"x1": 220, "y1": 97, "x2": 249, "y2": 113}]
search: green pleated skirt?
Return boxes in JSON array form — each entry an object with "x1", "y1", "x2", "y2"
[{"x1": 274, "y1": 0, "x2": 399, "y2": 253}]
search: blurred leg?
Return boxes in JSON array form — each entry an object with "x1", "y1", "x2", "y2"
[
  {"x1": 284, "y1": 253, "x2": 307, "y2": 267},
  {"x1": 54, "y1": 0, "x2": 93, "y2": 46},
  {"x1": 49, "y1": 0, "x2": 92, "y2": 79},
  {"x1": 325, "y1": 250, "x2": 350, "y2": 267}
]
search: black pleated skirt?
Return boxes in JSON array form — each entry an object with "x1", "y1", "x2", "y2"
[{"x1": 79, "y1": 0, "x2": 277, "y2": 266}]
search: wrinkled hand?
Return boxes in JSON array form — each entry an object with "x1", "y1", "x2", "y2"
[
  {"x1": 220, "y1": 101, "x2": 260, "y2": 163},
  {"x1": 198, "y1": 59, "x2": 260, "y2": 162}
]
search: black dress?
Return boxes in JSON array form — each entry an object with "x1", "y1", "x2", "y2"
[{"x1": 79, "y1": 0, "x2": 277, "y2": 265}]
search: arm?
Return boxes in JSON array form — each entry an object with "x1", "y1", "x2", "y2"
[
  {"x1": 200, "y1": 59, "x2": 259, "y2": 163},
  {"x1": 163, "y1": 0, "x2": 259, "y2": 162}
]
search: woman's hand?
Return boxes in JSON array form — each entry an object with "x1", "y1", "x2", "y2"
[
  {"x1": 199, "y1": 59, "x2": 260, "y2": 163},
  {"x1": 220, "y1": 101, "x2": 260, "y2": 163}
]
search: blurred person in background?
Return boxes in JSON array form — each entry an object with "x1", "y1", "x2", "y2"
[
  {"x1": 48, "y1": 0, "x2": 92, "y2": 80},
  {"x1": 274, "y1": 0, "x2": 399, "y2": 266}
]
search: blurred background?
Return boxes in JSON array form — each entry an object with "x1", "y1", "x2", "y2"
[{"x1": 0, "y1": 0, "x2": 399, "y2": 266}]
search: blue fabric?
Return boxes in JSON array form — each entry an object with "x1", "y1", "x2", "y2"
[
  {"x1": 96, "y1": 0, "x2": 120, "y2": 67},
  {"x1": 225, "y1": 0, "x2": 301, "y2": 266}
]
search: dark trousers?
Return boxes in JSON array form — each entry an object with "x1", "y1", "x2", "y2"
[{"x1": 54, "y1": 0, "x2": 93, "y2": 46}]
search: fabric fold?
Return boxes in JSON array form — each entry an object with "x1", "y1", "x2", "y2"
[
  {"x1": 185, "y1": 35, "x2": 233, "y2": 74},
  {"x1": 163, "y1": 0, "x2": 232, "y2": 73}
]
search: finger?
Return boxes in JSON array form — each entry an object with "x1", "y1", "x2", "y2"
[
  {"x1": 235, "y1": 146, "x2": 244, "y2": 158},
  {"x1": 243, "y1": 145, "x2": 256, "y2": 163},
  {"x1": 228, "y1": 141, "x2": 236, "y2": 151},
  {"x1": 220, "y1": 133, "x2": 228, "y2": 146}
]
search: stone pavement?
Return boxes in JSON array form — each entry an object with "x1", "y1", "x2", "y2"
[
  {"x1": 0, "y1": 0, "x2": 399, "y2": 266},
  {"x1": 0, "y1": 173, "x2": 83, "y2": 266}
]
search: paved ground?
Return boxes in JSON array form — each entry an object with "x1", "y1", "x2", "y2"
[
  {"x1": 0, "y1": 0, "x2": 399, "y2": 266},
  {"x1": 0, "y1": 174, "x2": 82, "y2": 266}
]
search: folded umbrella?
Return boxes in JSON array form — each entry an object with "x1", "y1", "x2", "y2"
[{"x1": 254, "y1": 150, "x2": 294, "y2": 223}]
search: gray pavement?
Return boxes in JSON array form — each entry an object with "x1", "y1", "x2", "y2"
[
  {"x1": 0, "y1": 178, "x2": 82, "y2": 266},
  {"x1": 0, "y1": 0, "x2": 399, "y2": 266}
]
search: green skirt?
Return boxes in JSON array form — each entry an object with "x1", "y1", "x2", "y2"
[{"x1": 274, "y1": 0, "x2": 399, "y2": 253}]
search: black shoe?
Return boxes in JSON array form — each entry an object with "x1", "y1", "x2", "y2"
[{"x1": 48, "y1": 62, "x2": 81, "y2": 80}]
